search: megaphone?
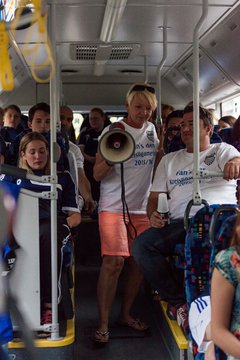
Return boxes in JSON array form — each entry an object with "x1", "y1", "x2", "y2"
[{"x1": 99, "y1": 123, "x2": 135, "y2": 164}]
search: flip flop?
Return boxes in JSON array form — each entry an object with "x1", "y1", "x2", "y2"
[
  {"x1": 94, "y1": 330, "x2": 109, "y2": 343},
  {"x1": 118, "y1": 318, "x2": 149, "y2": 331}
]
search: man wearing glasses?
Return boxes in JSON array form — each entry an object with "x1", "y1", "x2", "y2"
[{"x1": 133, "y1": 104, "x2": 240, "y2": 336}]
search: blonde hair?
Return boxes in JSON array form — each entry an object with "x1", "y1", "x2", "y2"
[
  {"x1": 18, "y1": 132, "x2": 50, "y2": 175},
  {"x1": 126, "y1": 83, "x2": 157, "y2": 111}
]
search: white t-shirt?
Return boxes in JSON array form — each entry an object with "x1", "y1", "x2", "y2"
[
  {"x1": 98, "y1": 121, "x2": 159, "y2": 214},
  {"x1": 69, "y1": 141, "x2": 84, "y2": 169},
  {"x1": 151, "y1": 142, "x2": 239, "y2": 219}
]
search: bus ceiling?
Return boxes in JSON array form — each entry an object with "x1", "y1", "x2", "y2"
[{"x1": 0, "y1": 0, "x2": 240, "y2": 109}]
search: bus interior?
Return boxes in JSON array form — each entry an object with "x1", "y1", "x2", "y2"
[{"x1": 1, "y1": 1, "x2": 240, "y2": 359}]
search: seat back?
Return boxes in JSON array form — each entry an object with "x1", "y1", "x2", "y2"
[
  {"x1": 10, "y1": 191, "x2": 41, "y2": 328},
  {"x1": 185, "y1": 203, "x2": 237, "y2": 306},
  {"x1": 209, "y1": 212, "x2": 237, "y2": 275},
  {"x1": 185, "y1": 203, "x2": 238, "y2": 359}
]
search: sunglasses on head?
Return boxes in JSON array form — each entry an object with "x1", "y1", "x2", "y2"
[{"x1": 130, "y1": 84, "x2": 155, "y2": 94}]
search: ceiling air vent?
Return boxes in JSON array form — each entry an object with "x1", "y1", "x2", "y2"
[
  {"x1": 70, "y1": 44, "x2": 98, "y2": 61},
  {"x1": 109, "y1": 45, "x2": 140, "y2": 60},
  {"x1": 70, "y1": 43, "x2": 140, "y2": 61}
]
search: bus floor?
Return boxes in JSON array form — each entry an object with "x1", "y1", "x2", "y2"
[{"x1": 73, "y1": 244, "x2": 172, "y2": 360}]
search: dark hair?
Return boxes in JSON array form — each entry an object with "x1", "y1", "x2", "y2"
[
  {"x1": 231, "y1": 115, "x2": 240, "y2": 143},
  {"x1": 183, "y1": 105, "x2": 214, "y2": 127},
  {"x1": 166, "y1": 110, "x2": 184, "y2": 128},
  {"x1": 4, "y1": 104, "x2": 21, "y2": 115},
  {"x1": 90, "y1": 107, "x2": 105, "y2": 117},
  {"x1": 28, "y1": 102, "x2": 50, "y2": 123},
  {"x1": 219, "y1": 115, "x2": 236, "y2": 127}
]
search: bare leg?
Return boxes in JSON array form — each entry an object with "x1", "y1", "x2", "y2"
[
  {"x1": 97, "y1": 255, "x2": 124, "y2": 333},
  {"x1": 119, "y1": 256, "x2": 144, "y2": 323}
]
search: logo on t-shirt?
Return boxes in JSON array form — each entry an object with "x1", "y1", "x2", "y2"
[
  {"x1": 204, "y1": 153, "x2": 216, "y2": 166},
  {"x1": 146, "y1": 130, "x2": 154, "y2": 142}
]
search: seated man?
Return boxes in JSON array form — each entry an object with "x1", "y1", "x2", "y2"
[{"x1": 133, "y1": 104, "x2": 240, "y2": 336}]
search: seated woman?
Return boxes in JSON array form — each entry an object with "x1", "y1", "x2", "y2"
[
  {"x1": 211, "y1": 211, "x2": 240, "y2": 359},
  {"x1": 16, "y1": 132, "x2": 81, "y2": 324}
]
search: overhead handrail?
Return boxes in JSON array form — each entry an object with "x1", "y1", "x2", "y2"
[{"x1": 192, "y1": 0, "x2": 208, "y2": 205}]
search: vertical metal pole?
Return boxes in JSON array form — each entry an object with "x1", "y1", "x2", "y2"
[
  {"x1": 192, "y1": 0, "x2": 208, "y2": 204},
  {"x1": 48, "y1": 1, "x2": 61, "y2": 340},
  {"x1": 156, "y1": 25, "x2": 168, "y2": 124}
]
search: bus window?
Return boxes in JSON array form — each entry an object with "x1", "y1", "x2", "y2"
[
  {"x1": 72, "y1": 112, "x2": 84, "y2": 139},
  {"x1": 221, "y1": 95, "x2": 240, "y2": 118}
]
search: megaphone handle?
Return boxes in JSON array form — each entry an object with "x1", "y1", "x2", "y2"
[{"x1": 105, "y1": 160, "x2": 114, "y2": 167}]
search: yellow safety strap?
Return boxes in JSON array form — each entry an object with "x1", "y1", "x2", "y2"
[
  {"x1": 10, "y1": 0, "x2": 55, "y2": 83},
  {"x1": 0, "y1": 21, "x2": 14, "y2": 91}
]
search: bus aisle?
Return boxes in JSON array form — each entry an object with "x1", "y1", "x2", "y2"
[{"x1": 73, "y1": 219, "x2": 172, "y2": 360}]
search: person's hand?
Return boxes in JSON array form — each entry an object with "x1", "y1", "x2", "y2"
[
  {"x1": 150, "y1": 211, "x2": 167, "y2": 228},
  {"x1": 84, "y1": 196, "x2": 96, "y2": 213},
  {"x1": 223, "y1": 158, "x2": 240, "y2": 180},
  {"x1": 66, "y1": 213, "x2": 81, "y2": 228}
]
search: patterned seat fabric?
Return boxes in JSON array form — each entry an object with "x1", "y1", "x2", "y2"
[{"x1": 185, "y1": 203, "x2": 238, "y2": 359}]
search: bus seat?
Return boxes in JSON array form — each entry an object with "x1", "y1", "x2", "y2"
[
  {"x1": 185, "y1": 203, "x2": 237, "y2": 359},
  {"x1": 210, "y1": 212, "x2": 237, "y2": 272}
]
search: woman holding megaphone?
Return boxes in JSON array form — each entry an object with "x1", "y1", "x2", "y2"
[{"x1": 93, "y1": 83, "x2": 161, "y2": 343}]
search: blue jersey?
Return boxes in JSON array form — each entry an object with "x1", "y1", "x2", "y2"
[{"x1": 0, "y1": 171, "x2": 79, "y2": 219}]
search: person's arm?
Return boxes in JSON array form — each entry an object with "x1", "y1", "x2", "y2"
[
  {"x1": 147, "y1": 191, "x2": 167, "y2": 228},
  {"x1": 79, "y1": 144, "x2": 96, "y2": 164},
  {"x1": 93, "y1": 152, "x2": 113, "y2": 182},
  {"x1": 223, "y1": 156, "x2": 240, "y2": 180},
  {"x1": 211, "y1": 268, "x2": 240, "y2": 358},
  {"x1": 77, "y1": 167, "x2": 95, "y2": 212},
  {"x1": 66, "y1": 211, "x2": 81, "y2": 228},
  {"x1": 153, "y1": 143, "x2": 165, "y2": 176}
]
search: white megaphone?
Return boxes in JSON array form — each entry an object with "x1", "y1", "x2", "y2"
[{"x1": 99, "y1": 123, "x2": 135, "y2": 164}]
